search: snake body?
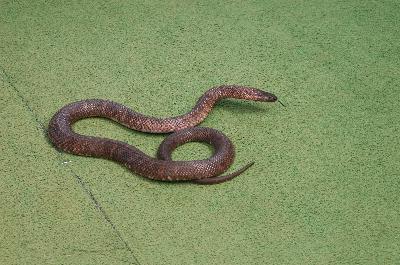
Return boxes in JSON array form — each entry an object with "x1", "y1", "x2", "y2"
[{"x1": 48, "y1": 85, "x2": 277, "y2": 184}]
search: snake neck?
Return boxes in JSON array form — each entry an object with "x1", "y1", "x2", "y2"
[{"x1": 178, "y1": 85, "x2": 257, "y2": 128}]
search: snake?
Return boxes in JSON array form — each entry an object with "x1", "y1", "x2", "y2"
[{"x1": 48, "y1": 85, "x2": 277, "y2": 184}]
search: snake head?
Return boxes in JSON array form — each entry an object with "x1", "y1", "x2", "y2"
[
  {"x1": 218, "y1": 85, "x2": 278, "y2": 102},
  {"x1": 253, "y1": 89, "x2": 278, "y2": 102}
]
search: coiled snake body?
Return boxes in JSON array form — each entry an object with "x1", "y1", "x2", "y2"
[{"x1": 48, "y1": 85, "x2": 277, "y2": 184}]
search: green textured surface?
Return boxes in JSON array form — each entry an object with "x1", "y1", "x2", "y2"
[{"x1": 1, "y1": 0, "x2": 399, "y2": 264}]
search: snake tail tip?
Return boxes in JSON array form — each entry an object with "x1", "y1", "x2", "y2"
[{"x1": 193, "y1": 161, "x2": 255, "y2": 185}]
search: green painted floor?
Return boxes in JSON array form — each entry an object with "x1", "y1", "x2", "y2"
[{"x1": 1, "y1": 1, "x2": 399, "y2": 264}]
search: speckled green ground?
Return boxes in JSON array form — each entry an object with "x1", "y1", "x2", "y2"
[{"x1": 1, "y1": 1, "x2": 399, "y2": 264}]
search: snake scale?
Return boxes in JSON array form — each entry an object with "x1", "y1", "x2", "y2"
[{"x1": 48, "y1": 85, "x2": 277, "y2": 184}]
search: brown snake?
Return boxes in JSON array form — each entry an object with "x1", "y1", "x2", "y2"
[{"x1": 48, "y1": 85, "x2": 277, "y2": 184}]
